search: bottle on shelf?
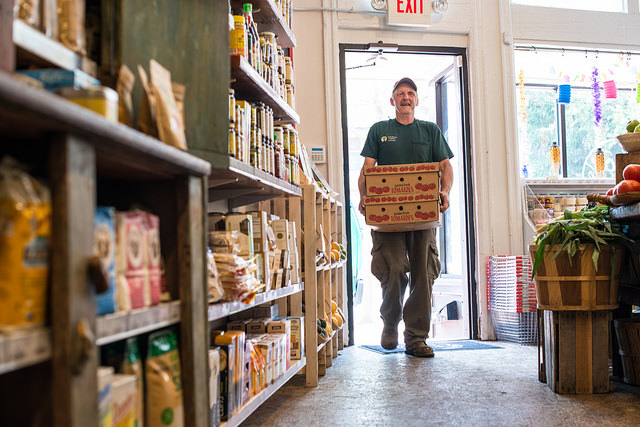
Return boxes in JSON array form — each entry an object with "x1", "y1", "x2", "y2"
[
  {"x1": 549, "y1": 141, "x2": 561, "y2": 178},
  {"x1": 595, "y1": 147, "x2": 605, "y2": 178}
]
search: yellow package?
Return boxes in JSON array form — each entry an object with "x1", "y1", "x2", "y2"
[
  {"x1": 146, "y1": 329, "x2": 183, "y2": 427},
  {"x1": 0, "y1": 158, "x2": 50, "y2": 329}
]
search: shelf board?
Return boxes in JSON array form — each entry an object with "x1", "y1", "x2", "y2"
[
  {"x1": 209, "y1": 157, "x2": 301, "y2": 207},
  {"x1": 208, "y1": 283, "x2": 304, "y2": 322},
  {"x1": 13, "y1": 20, "x2": 97, "y2": 76},
  {"x1": 230, "y1": 55, "x2": 299, "y2": 124},
  {"x1": 221, "y1": 357, "x2": 305, "y2": 427},
  {"x1": 0, "y1": 327, "x2": 51, "y2": 375},
  {"x1": 0, "y1": 72, "x2": 210, "y2": 180},
  {"x1": 230, "y1": 0, "x2": 296, "y2": 48},
  {"x1": 523, "y1": 178, "x2": 614, "y2": 193},
  {"x1": 96, "y1": 301, "x2": 181, "y2": 346},
  {"x1": 317, "y1": 331, "x2": 336, "y2": 352}
]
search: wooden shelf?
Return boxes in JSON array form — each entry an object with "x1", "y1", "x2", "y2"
[
  {"x1": 209, "y1": 157, "x2": 302, "y2": 208},
  {"x1": 317, "y1": 331, "x2": 336, "y2": 352},
  {"x1": 0, "y1": 72, "x2": 210, "y2": 180},
  {"x1": 96, "y1": 301, "x2": 181, "y2": 346},
  {"x1": 230, "y1": 55, "x2": 299, "y2": 124},
  {"x1": 13, "y1": 20, "x2": 97, "y2": 76},
  {"x1": 220, "y1": 357, "x2": 305, "y2": 427},
  {"x1": 230, "y1": 0, "x2": 296, "y2": 48},
  {"x1": 208, "y1": 283, "x2": 304, "y2": 322},
  {"x1": 0, "y1": 327, "x2": 51, "y2": 375}
]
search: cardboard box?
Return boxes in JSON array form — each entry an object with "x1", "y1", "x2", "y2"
[
  {"x1": 226, "y1": 319, "x2": 251, "y2": 332},
  {"x1": 98, "y1": 367, "x2": 114, "y2": 427},
  {"x1": 246, "y1": 318, "x2": 270, "y2": 334},
  {"x1": 228, "y1": 304, "x2": 278, "y2": 321},
  {"x1": 212, "y1": 330, "x2": 245, "y2": 416},
  {"x1": 287, "y1": 316, "x2": 305, "y2": 360},
  {"x1": 115, "y1": 211, "x2": 147, "y2": 310},
  {"x1": 364, "y1": 162, "x2": 440, "y2": 199},
  {"x1": 94, "y1": 207, "x2": 117, "y2": 315},
  {"x1": 364, "y1": 200, "x2": 440, "y2": 232},
  {"x1": 271, "y1": 219, "x2": 289, "y2": 251},
  {"x1": 225, "y1": 213, "x2": 254, "y2": 256},
  {"x1": 253, "y1": 338, "x2": 274, "y2": 385},
  {"x1": 287, "y1": 221, "x2": 299, "y2": 284},
  {"x1": 208, "y1": 213, "x2": 226, "y2": 232},
  {"x1": 267, "y1": 319, "x2": 291, "y2": 369},
  {"x1": 111, "y1": 374, "x2": 137, "y2": 427},
  {"x1": 249, "y1": 211, "x2": 269, "y2": 253},
  {"x1": 17, "y1": 68, "x2": 100, "y2": 91},
  {"x1": 208, "y1": 348, "x2": 221, "y2": 427}
]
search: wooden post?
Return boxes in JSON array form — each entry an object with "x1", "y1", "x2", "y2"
[
  {"x1": 0, "y1": 0, "x2": 14, "y2": 72},
  {"x1": 49, "y1": 135, "x2": 97, "y2": 427},
  {"x1": 302, "y1": 185, "x2": 318, "y2": 386},
  {"x1": 288, "y1": 195, "x2": 303, "y2": 316},
  {"x1": 177, "y1": 176, "x2": 209, "y2": 427}
]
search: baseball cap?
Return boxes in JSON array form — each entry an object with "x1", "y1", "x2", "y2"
[{"x1": 393, "y1": 77, "x2": 418, "y2": 93}]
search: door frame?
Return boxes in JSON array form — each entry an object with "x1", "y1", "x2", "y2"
[{"x1": 338, "y1": 44, "x2": 479, "y2": 343}]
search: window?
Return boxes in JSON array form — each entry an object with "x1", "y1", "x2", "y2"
[
  {"x1": 515, "y1": 47, "x2": 640, "y2": 179},
  {"x1": 511, "y1": 0, "x2": 626, "y2": 13}
]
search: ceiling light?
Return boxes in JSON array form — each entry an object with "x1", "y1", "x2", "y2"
[
  {"x1": 432, "y1": 0, "x2": 448, "y2": 14},
  {"x1": 371, "y1": 0, "x2": 386, "y2": 11}
]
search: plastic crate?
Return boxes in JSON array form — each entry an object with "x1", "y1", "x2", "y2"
[
  {"x1": 490, "y1": 310, "x2": 538, "y2": 344},
  {"x1": 487, "y1": 255, "x2": 537, "y2": 313}
]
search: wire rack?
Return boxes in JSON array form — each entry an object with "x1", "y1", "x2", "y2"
[{"x1": 487, "y1": 255, "x2": 538, "y2": 344}]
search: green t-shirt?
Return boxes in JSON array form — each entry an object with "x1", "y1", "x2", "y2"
[{"x1": 360, "y1": 119, "x2": 454, "y2": 165}]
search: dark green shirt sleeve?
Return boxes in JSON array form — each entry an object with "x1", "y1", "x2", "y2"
[
  {"x1": 360, "y1": 123, "x2": 379, "y2": 160},
  {"x1": 427, "y1": 122, "x2": 454, "y2": 162}
]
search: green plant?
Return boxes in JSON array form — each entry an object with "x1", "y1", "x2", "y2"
[{"x1": 532, "y1": 206, "x2": 632, "y2": 278}]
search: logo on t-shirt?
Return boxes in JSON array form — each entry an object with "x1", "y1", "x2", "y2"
[{"x1": 381, "y1": 135, "x2": 397, "y2": 143}]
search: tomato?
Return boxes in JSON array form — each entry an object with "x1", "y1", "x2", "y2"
[
  {"x1": 605, "y1": 187, "x2": 614, "y2": 196},
  {"x1": 623, "y1": 164, "x2": 640, "y2": 181},
  {"x1": 616, "y1": 179, "x2": 640, "y2": 194}
]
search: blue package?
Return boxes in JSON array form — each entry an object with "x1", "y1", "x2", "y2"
[
  {"x1": 16, "y1": 69, "x2": 100, "y2": 92},
  {"x1": 94, "y1": 207, "x2": 117, "y2": 315}
]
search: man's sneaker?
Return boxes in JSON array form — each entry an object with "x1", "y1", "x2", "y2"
[
  {"x1": 380, "y1": 326, "x2": 398, "y2": 350},
  {"x1": 404, "y1": 341, "x2": 435, "y2": 358}
]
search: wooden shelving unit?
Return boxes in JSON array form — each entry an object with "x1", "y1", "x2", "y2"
[
  {"x1": 230, "y1": 55, "x2": 299, "y2": 124},
  {"x1": 230, "y1": 0, "x2": 296, "y2": 49},
  {"x1": 0, "y1": 328, "x2": 52, "y2": 375},
  {"x1": 208, "y1": 283, "x2": 304, "y2": 322},
  {"x1": 0, "y1": 70, "x2": 210, "y2": 427},
  {"x1": 220, "y1": 358, "x2": 306, "y2": 427}
]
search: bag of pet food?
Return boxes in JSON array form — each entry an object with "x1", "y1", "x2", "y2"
[{"x1": 146, "y1": 329, "x2": 183, "y2": 427}]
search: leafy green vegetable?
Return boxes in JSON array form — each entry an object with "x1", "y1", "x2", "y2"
[{"x1": 532, "y1": 206, "x2": 632, "y2": 278}]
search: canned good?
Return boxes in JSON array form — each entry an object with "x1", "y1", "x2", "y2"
[{"x1": 59, "y1": 86, "x2": 119, "y2": 122}]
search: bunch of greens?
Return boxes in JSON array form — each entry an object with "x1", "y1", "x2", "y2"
[{"x1": 532, "y1": 206, "x2": 632, "y2": 278}]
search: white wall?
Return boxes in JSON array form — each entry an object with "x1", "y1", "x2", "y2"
[{"x1": 293, "y1": 0, "x2": 640, "y2": 339}]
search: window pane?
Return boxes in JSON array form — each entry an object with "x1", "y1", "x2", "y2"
[
  {"x1": 518, "y1": 88, "x2": 557, "y2": 179},
  {"x1": 511, "y1": 0, "x2": 625, "y2": 12},
  {"x1": 565, "y1": 89, "x2": 630, "y2": 178}
]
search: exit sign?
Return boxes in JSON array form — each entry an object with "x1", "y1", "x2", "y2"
[{"x1": 387, "y1": 0, "x2": 431, "y2": 27}]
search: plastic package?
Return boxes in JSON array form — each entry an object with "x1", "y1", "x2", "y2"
[{"x1": 58, "y1": 0, "x2": 86, "y2": 54}]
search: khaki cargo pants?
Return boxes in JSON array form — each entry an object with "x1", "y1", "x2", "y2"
[{"x1": 371, "y1": 229, "x2": 441, "y2": 346}]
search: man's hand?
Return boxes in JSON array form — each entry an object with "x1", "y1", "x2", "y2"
[
  {"x1": 358, "y1": 196, "x2": 367, "y2": 216},
  {"x1": 439, "y1": 191, "x2": 450, "y2": 213}
]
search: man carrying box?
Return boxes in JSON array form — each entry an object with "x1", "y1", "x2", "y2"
[{"x1": 358, "y1": 77, "x2": 454, "y2": 358}]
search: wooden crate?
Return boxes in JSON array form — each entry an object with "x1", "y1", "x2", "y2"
[
  {"x1": 613, "y1": 318, "x2": 640, "y2": 385},
  {"x1": 540, "y1": 310, "x2": 612, "y2": 394}
]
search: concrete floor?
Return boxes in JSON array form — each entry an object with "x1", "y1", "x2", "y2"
[{"x1": 243, "y1": 342, "x2": 640, "y2": 426}]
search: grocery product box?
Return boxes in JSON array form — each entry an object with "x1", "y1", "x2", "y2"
[
  {"x1": 229, "y1": 304, "x2": 278, "y2": 321},
  {"x1": 364, "y1": 162, "x2": 439, "y2": 198},
  {"x1": 249, "y1": 211, "x2": 269, "y2": 253},
  {"x1": 287, "y1": 316, "x2": 305, "y2": 360},
  {"x1": 17, "y1": 68, "x2": 100, "y2": 91},
  {"x1": 208, "y1": 213, "x2": 225, "y2": 232},
  {"x1": 225, "y1": 213, "x2": 254, "y2": 256},
  {"x1": 208, "y1": 348, "x2": 221, "y2": 427},
  {"x1": 212, "y1": 330, "x2": 245, "y2": 418},
  {"x1": 111, "y1": 374, "x2": 137, "y2": 427},
  {"x1": 98, "y1": 367, "x2": 114, "y2": 427},
  {"x1": 246, "y1": 318, "x2": 270, "y2": 334},
  {"x1": 215, "y1": 343, "x2": 235, "y2": 421},
  {"x1": 267, "y1": 319, "x2": 291, "y2": 369},
  {"x1": 287, "y1": 221, "x2": 300, "y2": 284},
  {"x1": 226, "y1": 319, "x2": 252, "y2": 332},
  {"x1": 94, "y1": 207, "x2": 117, "y2": 315},
  {"x1": 115, "y1": 211, "x2": 147, "y2": 310},
  {"x1": 364, "y1": 200, "x2": 440, "y2": 230},
  {"x1": 271, "y1": 219, "x2": 289, "y2": 251},
  {"x1": 142, "y1": 212, "x2": 162, "y2": 306}
]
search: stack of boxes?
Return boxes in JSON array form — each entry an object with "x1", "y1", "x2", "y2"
[{"x1": 362, "y1": 162, "x2": 441, "y2": 230}]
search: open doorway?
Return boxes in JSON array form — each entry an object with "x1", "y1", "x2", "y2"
[{"x1": 339, "y1": 44, "x2": 477, "y2": 346}]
